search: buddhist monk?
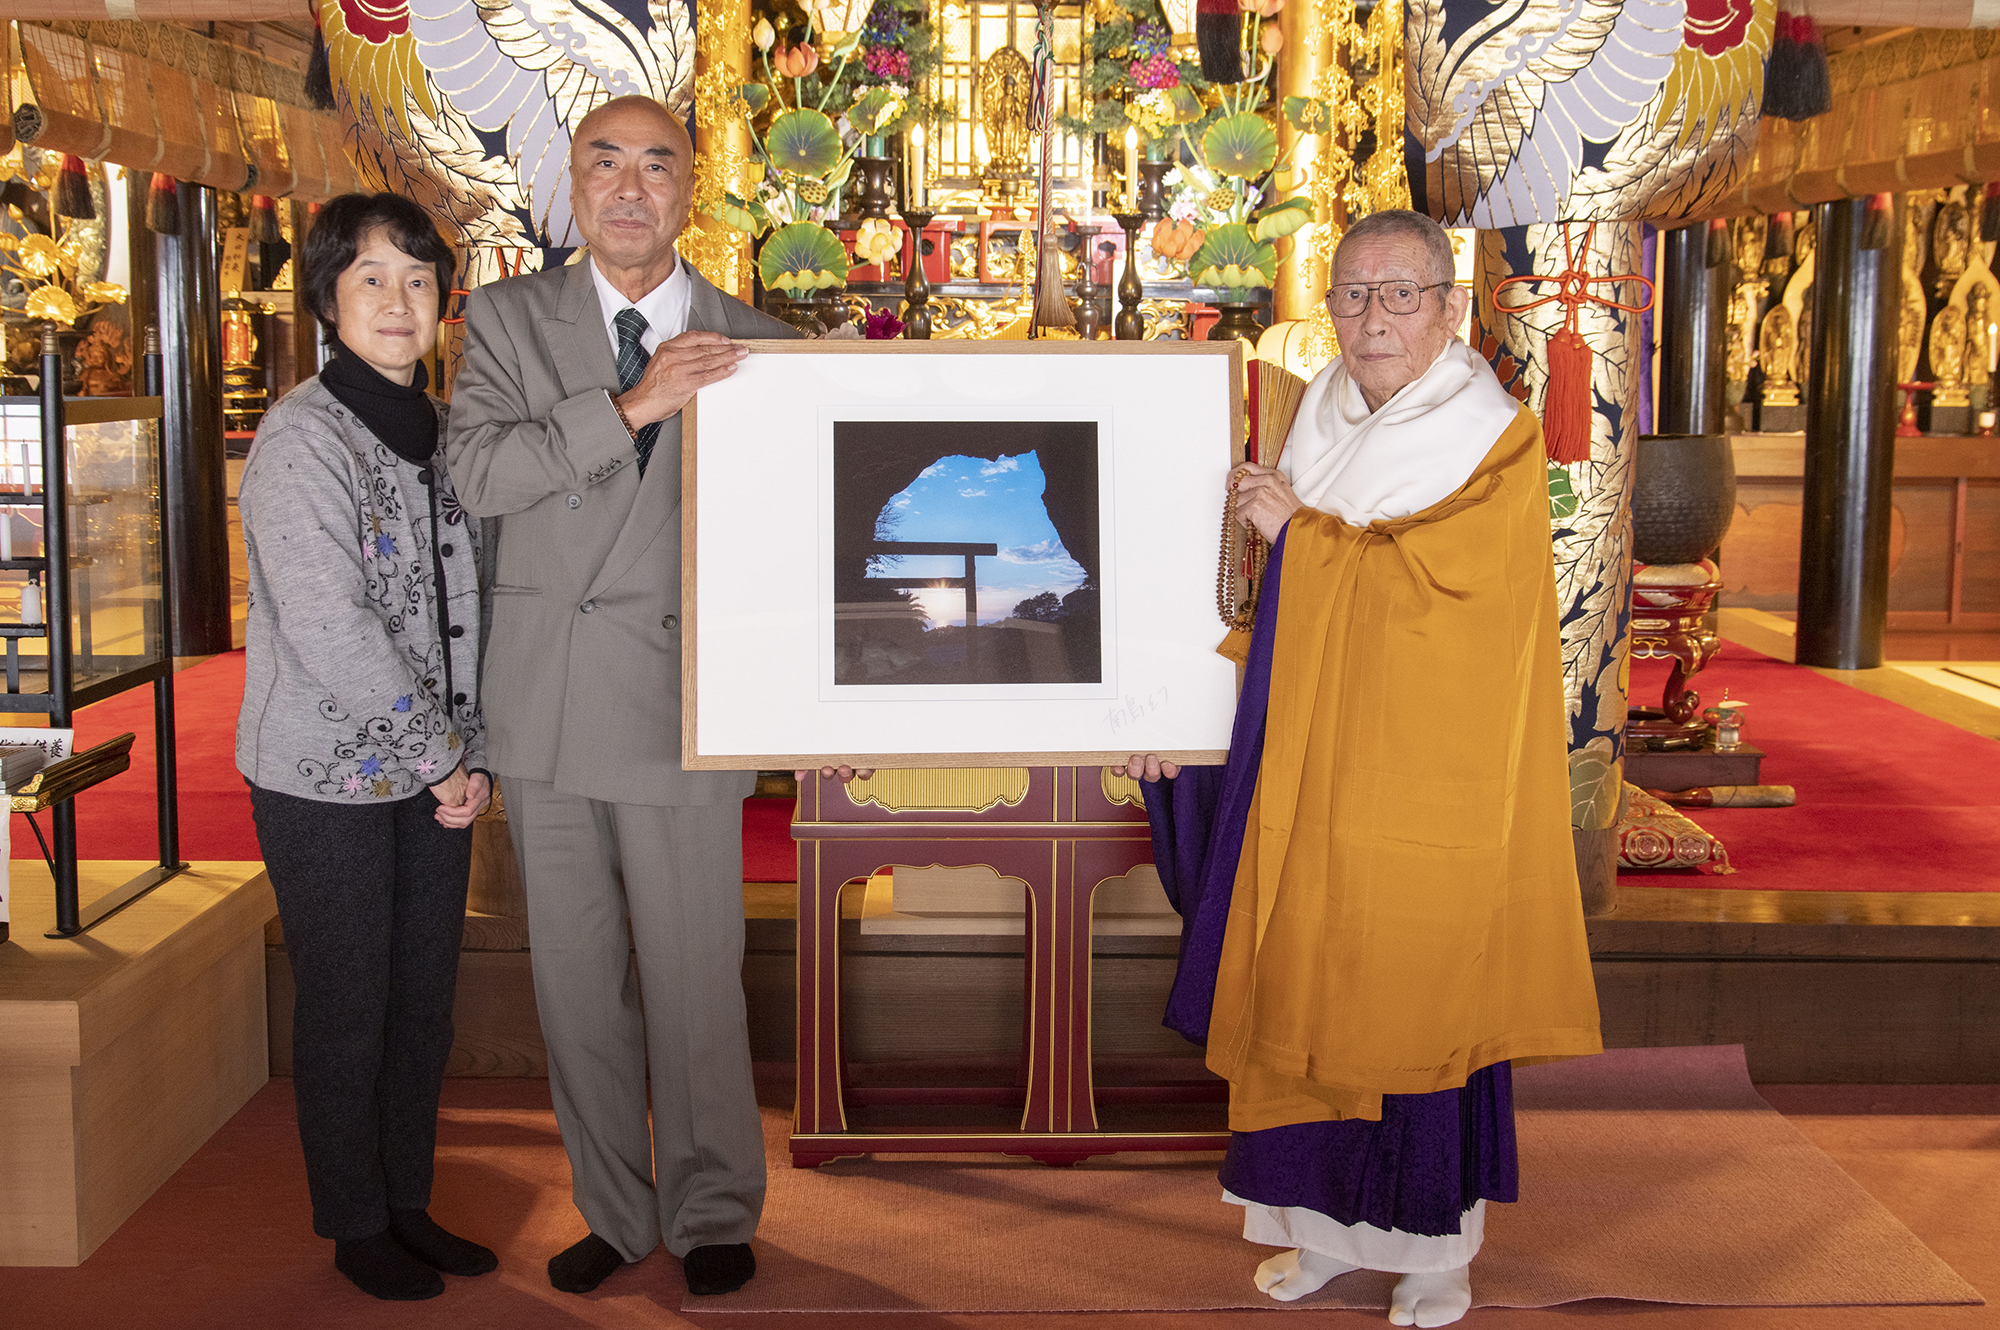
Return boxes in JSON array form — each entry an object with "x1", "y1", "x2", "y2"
[{"x1": 1120, "y1": 208, "x2": 1602, "y2": 1328}]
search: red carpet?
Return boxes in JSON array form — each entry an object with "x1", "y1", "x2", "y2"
[
  {"x1": 27, "y1": 642, "x2": 1989, "y2": 893},
  {"x1": 10, "y1": 650, "x2": 805, "y2": 878},
  {"x1": 8, "y1": 652, "x2": 257, "y2": 861},
  {"x1": 1625, "y1": 641, "x2": 2000, "y2": 892}
]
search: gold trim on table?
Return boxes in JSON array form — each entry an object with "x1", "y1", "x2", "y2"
[{"x1": 843, "y1": 767, "x2": 1034, "y2": 814}]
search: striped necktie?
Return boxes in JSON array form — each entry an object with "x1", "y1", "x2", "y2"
[{"x1": 613, "y1": 307, "x2": 660, "y2": 475}]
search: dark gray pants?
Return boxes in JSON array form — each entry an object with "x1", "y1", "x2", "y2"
[{"x1": 250, "y1": 783, "x2": 472, "y2": 1240}]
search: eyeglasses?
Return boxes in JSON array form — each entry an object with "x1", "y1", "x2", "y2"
[{"x1": 1324, "y1": 281, "x2": 1452, "y2": 318}]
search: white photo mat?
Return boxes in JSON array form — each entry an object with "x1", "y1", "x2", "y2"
[{"x1": 683, "y1": 341, "x2": 1243, "y2": 769}]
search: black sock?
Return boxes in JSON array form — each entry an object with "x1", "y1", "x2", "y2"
[
  {"x1": 390, "y1": 1208, "x2": 498, "y2": 1276},
  {"x1": 548, "y1": 1232, "x2": 625, "y2": 1294},
  {"x1": 334, "y1": 1230, "x2": 445, "y2": 1301},
  {"x1": 683, "y1": 1242, "x2": 756, "y2": 1295}
]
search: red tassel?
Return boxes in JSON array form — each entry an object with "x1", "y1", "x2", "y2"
[
  {"x1": 145, "y1": 173, "x2": 181, "y2": 235},
  {"x1": 1542, "y1": 327, "x2": 1594, "y2": 465},
  {"x1": 249, "y1": 194, "x2": 281, "y2": 243},
  {"x1": 54, "y1": 154, "x2": 94, "y2": 220}
]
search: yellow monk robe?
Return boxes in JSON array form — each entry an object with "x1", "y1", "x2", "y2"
[{"x1": 1206, "y1": 405, "x2": 1602, "y2": 1132}]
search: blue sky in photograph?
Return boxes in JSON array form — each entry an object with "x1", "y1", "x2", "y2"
[{"x1": 870, "y1": 451, "x2": 1088, "y2": 627}]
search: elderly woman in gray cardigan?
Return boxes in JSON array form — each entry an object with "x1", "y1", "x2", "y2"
[{"x1": 236, "y1": 193, "x2": 493, "y2": 1302}]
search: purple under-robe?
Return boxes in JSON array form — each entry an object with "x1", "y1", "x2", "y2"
[{"x1": 1143, "y1": 531, "x2": 1520, "y2": 1239}]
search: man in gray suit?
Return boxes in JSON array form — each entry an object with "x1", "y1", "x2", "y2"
[{"x1": 444, "y1": 94, "x2": 794, "y2": 1298}]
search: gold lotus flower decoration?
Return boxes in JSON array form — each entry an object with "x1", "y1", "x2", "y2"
[
  {"x1": 26, "y1": 288, "x2": 79, "y2": 325},
  {"x1": 2, "y1": 224, "x2": 127, "y2": 327},
  {"x1": 15, "y1": 233, "x2": 63, "y2": 279}
]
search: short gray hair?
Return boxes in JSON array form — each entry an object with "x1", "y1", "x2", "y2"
[{"x1": 1334, "y1": 210, "x2": 1455, "y2": 286}]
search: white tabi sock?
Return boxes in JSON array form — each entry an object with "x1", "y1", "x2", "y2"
[
  {"x1": 1253, "y1": 1247, "x2": 1361, "y2": 1302},
  {"x1": 1389, "y1": 1264, "x2": 1473, "y2": 1327}
]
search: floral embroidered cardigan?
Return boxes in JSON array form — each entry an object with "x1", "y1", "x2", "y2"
[{"x1": 235, "y1": 377, "x2": 488, "y2": 802}]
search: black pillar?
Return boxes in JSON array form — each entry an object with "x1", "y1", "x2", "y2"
[
  {"x1": 1655, "y1": 221, "x2": 1727, "y2": 436},
  {"x1": 155, "y1": 183, "x2": 232, "y2": 657},
  {"x1": 1798, "y1": 196, "x2": 1899, "y2": 670},
  {"x1": 123, "y1": 170, "x2": 159, "y2": 399}
]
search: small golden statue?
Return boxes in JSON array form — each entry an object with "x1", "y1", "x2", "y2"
[
  {"x1": 1968, "y1": 286, "x2": 1994, "y2": 396},
  {"x1": 1758, "y1": 305, "x2": 1799, "y2": 406},
  {"x1": 978, "y1": 46, "x2": 1032, "y2": 207},
  {"x1": 1726, "y1": 281, "x2": 1765, "y2": 383},
  {"x1": 1931, "y1": 305, "x2": 1971, "y2": 408},
  {"x1": 1899, "y1": 284, "x2": 1928, "y2": 384},
  {"x1": 1933, "y1": 199, "x2": 1972, "y2": 294},
  {"x1": 1731, "y1": 215, "x2": 1767, "y2": 279}
]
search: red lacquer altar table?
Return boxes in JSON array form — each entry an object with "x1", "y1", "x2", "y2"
[{"x1": 789, "y1": 767, "x2": 1230, "y2": 1167}]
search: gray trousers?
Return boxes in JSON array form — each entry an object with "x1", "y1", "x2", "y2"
[{"x1": 502, "y1": 777, "x2": 764, "y2": 1260}]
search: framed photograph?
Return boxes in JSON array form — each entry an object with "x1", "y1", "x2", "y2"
[{"x1": 683, "y1": 340, "x2": 1244, "y2": 770}]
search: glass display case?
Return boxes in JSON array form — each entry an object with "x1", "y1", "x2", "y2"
[
  {"x1": 1, "y1": 346, "x2": 181, "y2": 939},
  {"x1": 0, "y1": 397, "x2": 167, "y2": 702}
]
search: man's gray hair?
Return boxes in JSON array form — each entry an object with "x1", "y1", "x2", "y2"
[{"x1": 1335, "y1": 209, "x2": 1456, "y2": 286}]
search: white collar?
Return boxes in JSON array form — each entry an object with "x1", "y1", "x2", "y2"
[
  {"x1": 588, "y1": 253, "x2": 690, "y2": 344},
  {"x1": 1279, "y1": 339, "x2": 1523, "y2": 525}
]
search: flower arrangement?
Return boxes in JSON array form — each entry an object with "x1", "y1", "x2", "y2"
[
  {"x1": 0, "y1": 149, "x2": 127, "y2": 331},
  {"x1": 1061, "y1": 0, "x2": 1213, "y2": 160},
  {"x1": 709, "y1": 0, "x2": 947, "y2": 300},
  {"x1": 1148, "y1": 0, "x2": 1316, "y2": 292}
]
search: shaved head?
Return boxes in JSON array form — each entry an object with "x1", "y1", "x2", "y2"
[
  {"x1": 570, "y1": 95, "x2": 695, "y2": 298},
  {"x1": 573, "y1": 94, "x2": 692, "y2": 161}
]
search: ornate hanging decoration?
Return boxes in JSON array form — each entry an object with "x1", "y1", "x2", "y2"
[
  {"x1": 315, "y1": 0, "x2": 698, "y2": 257},
  {"x1": 1492, "y1": 222, "x2": 1654, "y2": 465},
  {"x1": 1405, "y1": 0, "x2": 1773, "y2": 228}
]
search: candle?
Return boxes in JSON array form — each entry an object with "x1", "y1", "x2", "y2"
[
  {"x1": 910, "y1": 124, "x2": 926, "y2": 208},
  {"x1": 20, "y1": 582, "x2": 41, "y2": 626},
  {"x1": 2, "y1": 509, "x2": 12, "y2": 562},
  {"x1": 1124, "y1": 127, "x2": 1137, "y2": 213}
]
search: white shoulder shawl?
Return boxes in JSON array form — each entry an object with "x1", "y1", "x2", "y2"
[{"x1": 1279, "y1": 339, "x2": 1524, "y2": 525}]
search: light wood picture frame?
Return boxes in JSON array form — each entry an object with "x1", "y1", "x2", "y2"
[{"x1": 682, "y1": 339, "x2": 1245, "y2": 770}]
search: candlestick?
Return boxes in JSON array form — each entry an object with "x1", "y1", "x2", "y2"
[
  {"x1": 900, "y1": 208, "x2": 937, "y2": 339},
  {"x1": 1076, "y1": 223, "x2": 1102, "y2": 341},
  {"x1": 1113, "y1": 211, "x2": 1145, "y2": 341},
  {"x1": 1123, "y1": 128, "x2": 1138, "y2": 213}
]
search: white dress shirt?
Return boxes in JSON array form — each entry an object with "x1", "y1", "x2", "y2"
[{"x1": 588, "y1": 252, "x2": 691, "y2": 359}]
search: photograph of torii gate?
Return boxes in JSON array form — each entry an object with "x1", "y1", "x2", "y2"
[{"x1": 2, "y1": 1, "x2": 2000, "y2": 1328}]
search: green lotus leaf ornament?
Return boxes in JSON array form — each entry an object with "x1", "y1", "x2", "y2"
[
  {"x1": 1165, "y1": 85, "x2": 1205, "y2": 125},
  {"x1": 759, "y1": 220, "x2": 850, "y2": 294},
  {"x1": 848, "y1": 87, "x2": 901, "y2": 137},
  {"x1": 740, "y1": 82, "x2": 771, "y2": 116},
  {"x1": 709, "y1": 192, "x2": 773, "y2": 237},
  {"x1": 767, "y1": 108, "x2": 844, "y2": 179},
  {"x1": 1202, "y1": 112, "x2": 1279, "y2": 180},
  {"x1": 1250, "y1": 196, "x2": 1313, "y2": 242},
  {"x1": 1282, "y1": 95, "x2": 1331, "y2": 134},
  {"x1": 1189, "y1": 222, "x2": 1277, "y2": 289}
]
